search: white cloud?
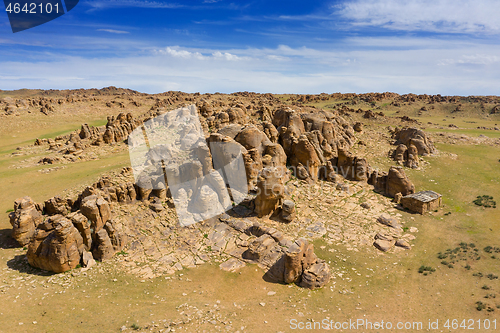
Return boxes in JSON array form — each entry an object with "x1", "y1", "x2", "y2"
[
  {"x1": 155, "y1": 47, "x2": 205, "y2": 60},
  {"x1": 2, "y1": 40, "x2": 500, "y2": 95},
  {"x1": 154, "y1": 47, "x2": 246, "y2": 61},
  {"x1": 337, "y1": 0, "x2": 500, "y2": 34},
  {"x1": 211, "y1": 51, "x2": 243, "y2": 61},
  {"x1": 438, "y1": 54, "x2": 500, "y2": 66},
  {"x1": 96, "y1": 29, "x2": 130, "y2": 34},
  {"x1": 84, "y1": 0, "x2": 183, "y2": 10}
]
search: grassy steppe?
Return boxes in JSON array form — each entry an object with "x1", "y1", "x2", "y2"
[{"x1": 0, "y1": 106, "x2": 499, "y2": 332}]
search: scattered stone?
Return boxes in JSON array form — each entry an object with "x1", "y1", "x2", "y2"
[
  {"x1": 395, "y1": 239, "x2": 411, "y2": 249},
  {"x1": 377, "y1": 214, "x2": 402, "y2": 229}
]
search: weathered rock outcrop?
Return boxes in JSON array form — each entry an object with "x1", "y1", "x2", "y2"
[
  {"x1": 9, "y1": 197, "x2": 43, "y2": 246},
  {"x1": 281, "y1": 200, "x2": 296, "y2": 223},
  {"x1": 103, "y1": 113, "x2": 139, "y2": 144},
  {"x1": 386, "y1": 166, "x2": 415, "y2": 197},
  {"x1": 27, "y1": 215, "x2": 84, "y2": 273},
  {"x1": 80, "y1": 195, "x2": 112, "y2": 232},
  {"x1": 241, "y1": 232, "x2": 330, "y2": 289},
  {"x1": 392, "y1": 127, "x2": 436, "y2": 156},
  {"x1": 254, "y1": 167, "x2": 286, "y2": 217},
  {"x1": 11, "y1": 184, "x2": 129, "y2": 273}
]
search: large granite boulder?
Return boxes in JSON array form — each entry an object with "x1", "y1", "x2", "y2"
[
  {"x1": 27, "y1": 215, "x2": 84, "y2": 273},
  {"x1": 386, "y1": 166, "x2": 415, "y2": 198}
]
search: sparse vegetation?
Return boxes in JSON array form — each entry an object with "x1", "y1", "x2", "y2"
[
  {"x1": 476, "y1": 301, "x2": 487, "y2": 311},
  {"x1": 484, "y1": 246, "x2": 500, "y2": 253},
  {"x1": 473, "y1": 195, "x2": 496, "y2": 208},
  {"x1": 418, "y1": 265, "x2": 435, "y2": 275}
]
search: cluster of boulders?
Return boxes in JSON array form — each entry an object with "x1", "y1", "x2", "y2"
[
  {"x1": 34, "y1": 112, "x2": 140, "y2": 158},
  {"x1": 199, "y1": 106, "x2": 363, "y2": 219},
  {"x1": 220, "y1": 217, "x2": 330, "y2": 289},
  {"x1": 8, "y1": 174, "x2": 140, "y2": 272},
  {"x1": 10, "y1": 100, "x2": 423, "y2": 290},
  {"x1": 390, "y1": 127, "x2": 436, "y2": 168},
  {"x1": 372, "y1": 214, "x2": 412, "y2": 252},
  {"x1": 102, "y1": 113, "x2": 141, "y2": 144}
]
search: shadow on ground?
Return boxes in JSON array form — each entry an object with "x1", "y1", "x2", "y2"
[
  {"x1": 0, "y1": 228, "x2": 20, "y2": 249},
  {"x1": 7, "y1": 254, "x2": 56, "y2": 276}
]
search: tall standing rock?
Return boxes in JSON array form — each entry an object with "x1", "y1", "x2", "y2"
[
  {"x1": 92, "y1": 229, "x2": 115, "y2": 261},
  {"x1": 284, "y1": 240, "x2": 306, "y2": 283},
  {"x1": 291, "y1": 135, "x2": 321, "y2": 181},
  {"x1": 80, "y1": 195, "x2": 111, "y2": 232},
  {"x1": 386, "y1": 166, "x2": 415, "y2": 197},
  {"x1": 254, "y1": 167, "x2": 285, "y2": 217},
  {"x1": 67, "y1": 211, "x2": 92, "y2": 251},
  {"x1": 9, "y1": 197, "x2": 43, "y2": 246}
]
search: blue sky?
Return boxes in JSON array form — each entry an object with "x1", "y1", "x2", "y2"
[{"x1": 1, "y1": 0, "x2": 500, "y2": 94}]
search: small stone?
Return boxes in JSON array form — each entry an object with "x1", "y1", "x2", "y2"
[{"x1": 395, "y1": 239, "x2": 411, "y2": 249}]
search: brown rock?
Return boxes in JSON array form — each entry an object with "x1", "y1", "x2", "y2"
[
  {"x1": 299, "y1": 261, "x2": 330, "y2": 289},
  {"x1": 302, "y1": 242, "x2": 317, "y2": 270},
  {"x1": 92, "y1": 229, "x2": 115, "y2": 261},
  {"x1": 44, "y1": 196, "x2": 70, "y2": 216},
  {"x1": 67, "y1": 212, "x2": 92, "y2": 251},
  {"x1": 243, "y1": 234, "x2": 276, "y2": 261},
  {"x1": 394, "y1": 192, "x2": 403, "y2": 204},
  {"x1": 104, "y1": 220, "x2": 127, "y2": 252},
  {"x1": 291, "y1": 135, "x2": 321, "y2": 181},
  {"x1": 284, "y1": 240, "x2": 306, "y2": 283},
  {"x1": 374, "y1": 239, "x2": 395, "y2": 252},
  {"x1": 392, "y1": 144, "x2": 407, "y2": 165},
  {"x1": 254, "y1": 167, "x2": 285, "y2": 217},
  {"x1": 386, "y1": 166, "x2": 415, "y2": 198},
  {"x1": 405, "y1": 144, "x2": 419, "y2": 169},
  {"x1": 353, "y1": 122, "x2": 363, "y2": 132},
  {"x1": 377, "y1": 214, "x2": 402, "y2": 229},
  {"x1": 9, "y1": 197, "x2": 43, "y2": 246},
  {"x1": 234, "y1": 125, "x2": 271, "y2": 156},
  {"x1": 393, "y1": 127, "x2": 436, "y2": 156},
  {"x1": 395, "y1": 239, "x2": 411, "y2": 249},
  {"x1": 82, "y1": 250, "x2": 96, "y2": 268},
  {"x1": 80, "y1": 195, "x2": 111, "y2": 232},
  {"x1": 27, "y1": 216, "x2": 84, "y2": 273},
  {"x1": 281, "y1": 200, "x2": 296, "y2": 223}
]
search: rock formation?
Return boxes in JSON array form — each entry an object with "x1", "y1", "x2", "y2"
[
  {"x1": 9, "y1": 197, "x2": 43, "y2": 246},
  {"x1": 386, "y1": 166, "x2": 415, "y2": 197},
  {"x1": 27, "y1": 215, "x2": 84, "y2": 273},
  {"x1": 11, "y1": 188, "x2": 128, "y2": 273},
  {"x1": 254, "y1": 167, "x2": 286, "y2": 217}
]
